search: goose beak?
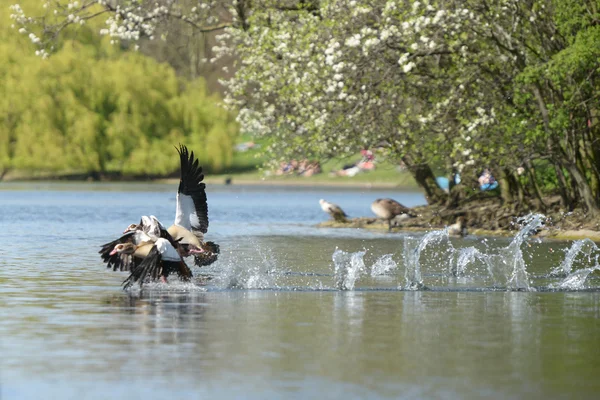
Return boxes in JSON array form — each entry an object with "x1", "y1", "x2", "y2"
[
  {"x1": 188, "y1": 248, "x2": 205, "y2": 255},
  {"x1": 109, "y1": 248, "x2": 118, "y2": 256}
]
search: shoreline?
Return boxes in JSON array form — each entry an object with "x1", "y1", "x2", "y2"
[
  {"x1": 1, "y1": 176, "x2": 417, "y2": 190},
  {"x1": 317, "y1": 218, "x2": 600, "y2": 242},
  {"x1": 4, "y1": 177, "x2": 599, "y2": 242}
]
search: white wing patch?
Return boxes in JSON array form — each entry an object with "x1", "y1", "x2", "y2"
[
  {"x1": 155, "y1": 238, "x2": 180, "y2": 261},
  {"x1": 174, "y1": 193, "x2": 200, "y2": 231},
  {"x1": 133, "y1": 230, "x2": 153, "y2": 244}
]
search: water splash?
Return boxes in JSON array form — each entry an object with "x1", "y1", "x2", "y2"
[
  {"x1": 403, "y1": 230, "x2": 449, "y2": 290},
  {"x1": 502, "y1": 214, "x2": 545, "y2": 290},
  {"x1": 400, "y1": 214, "x2": 548, "y2": 291},
  {"x1": 452, "y1": 247, "x2": 485, "y2": 277},
  {"x1": 215, "y1": 243, "x2": 277, "y2": 289},
  {"x1": 551, "y1": 266, "x2": 600, "y2": 290},
  {"x1": 332, "y1": 249, "x2": 366, "y2": 290},
  {"x1": 370, "y1": 254, "x2": 397, "y2": 276},
  {"x1": 550, "y1": 239, "x2": 599, "y2": 277}
]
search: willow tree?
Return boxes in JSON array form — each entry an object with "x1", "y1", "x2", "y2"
[{"x1": 3, "y1": 0, "x2": 239, "y2": 178}]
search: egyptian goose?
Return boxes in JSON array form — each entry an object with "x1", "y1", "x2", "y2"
[
  {"x1": 319, "y1": 199, "x2": 349, "y2": 222},
  {"x1": 99, "y1": 229, "x2": 153, "y2": 272},
  {"x1": 371, "y1": 198, "x2": 412, "y2": 231},
  {"x1": 101, "y1": 215, "x2": 181, "y2": 272},
  {"x1": 448, "y1": 216, "x2": 468, "y2": 237},
  {"x1": 122, "y1": 145, "x2": 220, "y2": 266},
  {"x1": 117, "y1": 238, "x2": 193, "y2": 288}
]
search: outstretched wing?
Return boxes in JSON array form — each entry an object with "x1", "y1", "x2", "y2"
[
  {"x1": 174, "y1": 145, "x2": 209, "y2": 234},
  {"x1": 123, "y1": 245, "x2": 162, "y2": 289},
  {"x1": 99, "y1": 231, "x2": 137, "y2": 271},
  {"x1": 122, "y1": 241, "x2": 192, "y2": 289}
]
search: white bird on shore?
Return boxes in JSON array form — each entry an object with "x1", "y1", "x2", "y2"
[{"x1": 319, "y1": 199, "x2": 349, "y2": 222}]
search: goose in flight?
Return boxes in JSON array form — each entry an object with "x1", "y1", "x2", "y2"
[
  {"x1": 116, "y1": 238, "x2": 193, "y2": 288},
  {"x1": 371, "y1": 198, "x2": 413, "y2": 231},
  {"x1": 319, "y1": 199, "x2": 349, "y2": 222},
  {"x1": 100, "y1": 216, "x2": 182, "y2": 272},
  {"x1": 99, "y1": 144, "x2": 219, "y2": 287},
  {"x1": 122, "y1": 145, "x2": 220, "y2": 266}
]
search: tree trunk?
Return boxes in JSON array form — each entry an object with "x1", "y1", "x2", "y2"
[
  {"x1": 446, "y1": 166, "x2": 480, "y2": 208},
  {"x1": 562, "y1": 158, "x2": 599, "y2": 216},
  {"x1": 553, "y1": 163, "x2": 572, "y2": 210},
  {"x1": 524, "y1": 160, "x2": 547, "y2": 212},
  {"x1": 499, "y1": 168, "x2": 524, "y2": 208},
  {"x1": 401, "y1": 155, "x2": 448, "y2": 205}
]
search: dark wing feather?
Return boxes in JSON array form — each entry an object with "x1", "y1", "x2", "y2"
[
  {"x1": 99, "y1": 231, "x2": 136, "y2": 271},
  {"x1": 177, "y1": 144, "x2": 209, "y2": 234},
  {"x1": 168, "y1": 260, "x2": 193, "y2": 281},
  {"x1": 193, "y1": 241, "x2": 220, "y2": 267},
  {"x1": 122, "y1": 246, "x2": 162, "y2": 289}
]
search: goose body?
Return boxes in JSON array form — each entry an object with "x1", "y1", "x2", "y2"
[
  {"x1": 319, "y1": 199, "x2": 348, "y2": 222},
  {"x1": 122, "y1": 238, "x2": 193, "y2": 289},
  {"x1": 371, "y1": 198, "x2": 412, "y2": 231},
  {"x1": 448, "y1": 216, "x2": 467, "y2": 237}
]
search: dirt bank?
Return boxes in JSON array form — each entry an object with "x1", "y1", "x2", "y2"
[{"x1": 318, "y1": 195, "x2": 600, "y2": 242}]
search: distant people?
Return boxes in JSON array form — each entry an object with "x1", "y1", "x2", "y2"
[
  {"x1": 275, "y1": 159, "x2": 321, "y2": 176},
  {"x1": 300, "y1": 161, "x2": 321, "y2": 177},
  {"x1": 235, "y1": 141, "x2": 258, "y2": 152},
  {"x1": 478, "y1": 168, "x2": 498, "y2": 191},
  {"x1": 335, "y1": 164, "x2": 361, "y2": 177},
  {"x1": 333, "y1": 149, "x2": 376, "y2": 177},
  {"x1": 357, "y1": 149, "x2": 376, "y2": 170}
]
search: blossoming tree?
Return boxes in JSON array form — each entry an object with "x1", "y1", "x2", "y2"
[{"x1": 9, "y1": 0, "x2": 600, "y2": 213}]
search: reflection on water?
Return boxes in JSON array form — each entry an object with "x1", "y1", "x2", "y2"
[{"x1": 1, "y1": 184, "x2": 600, "y2": 399}]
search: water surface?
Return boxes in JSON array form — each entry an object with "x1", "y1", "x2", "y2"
[{"x1": 1, "y1": 183, "x2": 599, "y2": 399}]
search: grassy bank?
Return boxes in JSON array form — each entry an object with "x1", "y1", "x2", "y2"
[{"x1": 2, "y1": 138, "x2": 419, "y2": 189}]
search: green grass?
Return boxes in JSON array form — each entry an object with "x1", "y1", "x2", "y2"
[
  {"x1": 2, "y1": 134, "x2": 418, "y2": 188},
  {"x1": 211, "y1": 137, "x2": 418, "y2": 188}
]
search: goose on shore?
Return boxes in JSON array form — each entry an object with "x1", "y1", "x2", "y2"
[
  {"x1": 319, "y1": 199, "x2": 349, "y2": 222},
  {"x1": 448, "y1": 216, "x2": 468, "y2": 237},
  {"x1": 371, "y1": 198, "x2": 412, "y2": 231}
]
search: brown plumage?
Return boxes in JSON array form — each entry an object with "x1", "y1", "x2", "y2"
[
  {"x1": 119, "y1": 238, "x2": 193, "y2": 289},
  {"x1": 99, "y1": 231, "x2": 151, "y2": 272},
  {"x1": 448, "y1": 216, "x2": 468, "y2": 237},
  {"x1": 371, "y1": 198, "x2": 413, "y2": 231}
]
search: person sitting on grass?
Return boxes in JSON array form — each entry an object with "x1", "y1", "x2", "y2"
[{"x1": 478, "y1": 168, "x2": 498, "y2": 191}]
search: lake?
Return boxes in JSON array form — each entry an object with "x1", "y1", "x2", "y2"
[{"x1": 1, "y1": 182, "x2": 599, "y2": 399}]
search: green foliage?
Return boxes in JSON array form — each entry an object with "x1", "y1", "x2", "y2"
[{"x1": 0, "y1": 0, "x2": 238, "y2": 178}]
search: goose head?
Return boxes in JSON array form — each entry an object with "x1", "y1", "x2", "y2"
[
  {"x1": 123, "y1": 223, "x2": 139, "y2": 234},
  {"x1": 109, "y1": 243, "x2": 136, "y2": 256}
]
